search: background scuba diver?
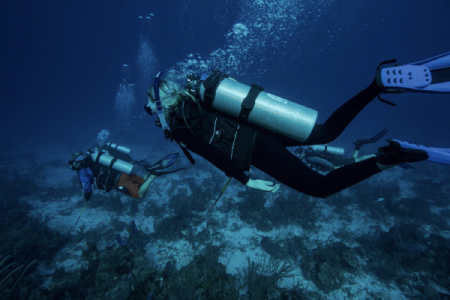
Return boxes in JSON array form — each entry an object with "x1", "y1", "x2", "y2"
[
  {"x1": 69, "y1": 143, "x2": 184, "y2": 201},
  {"x1": 295, "y1": 128, "x2": 389, "y2": 172},
  {"x1": 144, "y1": 52, "x2": 450, "y2": 198}
]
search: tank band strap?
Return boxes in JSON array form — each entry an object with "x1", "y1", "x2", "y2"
[
  {"x1": 239, "y1": 84, "x2": 264, "y2": 121},
  {"x1": 109, "y1": 157, "x2": 118, "y2": 169},
  {"x1": 94, "y1": 152, "x2": 103, "y2": 164}
]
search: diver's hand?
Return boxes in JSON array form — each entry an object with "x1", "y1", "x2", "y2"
[
  {"x1": 246, "y1": 179, "x2": 280, "y2": 192},
  {"x1": 84, "y1": 192, "x2": 92, "y2": 204}
]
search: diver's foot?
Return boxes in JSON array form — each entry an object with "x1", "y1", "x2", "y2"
[
  {"x1": 369, "y1": 60, "x2": 406, "y2": 105},
  {"x1": 375, "y1": 139, "x2": 428, "y2": 166}
]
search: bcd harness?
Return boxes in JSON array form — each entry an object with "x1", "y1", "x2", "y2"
[
  {"x1": 167, "y1": 96, "x2": 259, "y2": 173},
  {"x1": 90, "y1": 148, "x2": 132, "y2": 192},
  {"x1": 152, "y1": 70, "x2": 265, "y2": 172}
]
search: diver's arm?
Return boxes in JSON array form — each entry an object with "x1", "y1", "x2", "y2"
[
  {"x1": 78, "y1": 168, "x2": 93, "y2": 201},
  {"x1": 172, "y1": 130, "x2": 250, "y2": 184},
  {"x1": 246, "y1": 179, "x2": 280, "y2": 192}
]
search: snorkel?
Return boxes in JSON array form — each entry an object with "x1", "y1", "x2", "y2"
[{"x1": 153, "y1": 71, "x2": 171, "y2": 139}]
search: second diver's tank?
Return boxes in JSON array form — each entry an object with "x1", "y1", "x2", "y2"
[
  {"x1": 309, "y1": 145, "x2": 345, "y2": 157},
  {"x1": 90, "y1": 152, "x2": 134, "y2": 175},
  {"x1": 105, "y1": 142, "x2": 131, "y2": 155},
  {"x1": 199, "y1": 76, "x2": 318, "y2": 142}
]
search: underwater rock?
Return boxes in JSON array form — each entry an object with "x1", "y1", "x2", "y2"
[
  {"x1": 300, "y1": 242, "x2": 359, "y2": 292},
  {"x1": 230, "y1": 222, "x2": 241, "y2": 232},
  {"x1": 126, "y1": 220, "x2": 145, "y2": 251},
  {"x1": 115, "y1": 234, "x2": 128, "y2": 247},
  {"x1": 317, "y1": 261, "x2": 345, "y2": 293},
  {"x1": 161, "y1": 246, "x2": 239, "y2": 299},
  {"x1": 114, "y1": 220, "x2": 147, "y2": 251},
  {"x1": 341, "y1": 246, "x2": 359, "y2": 268},
  {"x1": 260, "y1": 236, "x2": 281, "y2": 257},
  {"x1": 105, "y1": 280, "x2": 131, "y2": 300},
  {"x1": 128, "y1": 199, "x2": 139, "y2": 216},
  {"x1": 423, "y1": 284, "x2": 440, "y2": 300},
  {"x1": 403, "y1": 258, "x2": 432, "y2": 273}
]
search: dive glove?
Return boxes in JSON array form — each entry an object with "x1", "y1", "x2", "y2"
[
  {"x1": 84, "y1": 192, "x2": 92, "y2": 203},
  {"x1": 246, "y1": 179, "x2": 280, "y2": 192}
]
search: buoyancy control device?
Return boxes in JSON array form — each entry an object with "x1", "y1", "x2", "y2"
[{"x1": 192, "y1": 70, "x2": 318, "y2": 142}]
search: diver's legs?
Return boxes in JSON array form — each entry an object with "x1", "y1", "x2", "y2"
[
  {"x1": 274, "y1": 80, "x2": 382, "y2": 148},
  {"x1": 351, "y1": 128, "x2": 389, "y2": 160},
  {"x1": 298, "y1": 80, "x2": 383, "y2": 146},
  {"x1": 354, "y1": 153, "x2": 376, "y2": 162},
  {"x1": 352, "y1": 149, "x2": 360, "y2": 160},
  {"x1": 139, "y1": 173, "x2": 158, "y2": 199},
  {"x1": 252, "y1": 135, "x2": 382, "y2": 198},
  {"x1": 254, "y1": 135, "x2": 429, "y2": 198}
]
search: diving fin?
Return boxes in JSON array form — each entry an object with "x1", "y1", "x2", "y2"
[
  {"x1": 147, "y1": 151, "x2": 180, "y2": 171},
  {"x1": 133, "y1": 151, "x2": 182, "y2": 171},
  {"x1": 132, "y1": 151, "x2": 185, "y2": 174},
  {"x1": 145, "y1": 151, "x2": 187, "y2": 175},
  {"x1": 392, "y1": 139, "x2": 450, "y2": 165},
  {"x1": 354, "y1": 128, "x2": 389, "y2": 150},
  {"x1": 376, "y1": 51, "x2": 450, "y2": 93},
  {"x1": 376, "y1": 139, "x2": 429, "y2": 166}
]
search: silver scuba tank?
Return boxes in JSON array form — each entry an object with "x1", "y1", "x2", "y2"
[
  {"x1": 90, "y1": 152, "x2": 134, "y2": 175},
  {"x1": 306, "y1": 156, "x2": 335, "y2": 170},
  {"x1": 105, "y1": 142, "x2": 131, "y2": 155},
  {"x1": 199, "y1": 78, "x2": 318, "y2": 142},
  {"x1": 310, "y1": 145, "x2": 344, "y2": 157}
]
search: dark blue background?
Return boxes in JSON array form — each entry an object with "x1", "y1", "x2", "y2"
[{"x1": 1, "y1": 0, "x2": 449, "y2": 154}]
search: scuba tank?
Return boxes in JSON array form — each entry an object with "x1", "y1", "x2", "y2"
[
  {"x1": 105, "y1": 142, "x2": 131, "y2": 155},
  {"x1": 197, "y1": 71, "x2": 318, "y2": 142},
  {"x1": 305, "y1": 156, "x2": 336, "y2": 171},
  {"x1": 309, "y1": 145, "x2": 344, "y2": 157},
  {"x1": 90, "y1": 151, "x2": 134, "y2": 175}
]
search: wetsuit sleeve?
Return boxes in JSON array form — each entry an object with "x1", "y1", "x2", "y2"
[
  {"x1": 78, "y1": 168, "x2": 93, "y2": 196},
  {"x1": 172, "y1": 130, "x2": 250, "y2": 185}
]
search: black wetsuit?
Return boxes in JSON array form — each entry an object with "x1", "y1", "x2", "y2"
[{"x1": 170, "y1": 81, "x2": 382, "y2": 198}]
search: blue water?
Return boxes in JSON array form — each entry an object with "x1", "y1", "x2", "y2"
[
  {"x1": 1, "y1": 0, "x2": 450, "y2": 298},
  {"x1": 1, "y1": 0, "x2": 449, "y2": 150}
]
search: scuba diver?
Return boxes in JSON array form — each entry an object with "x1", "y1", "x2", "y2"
[
  {"x1": 69, "y1": 143, "x2": 184, "y2": 201},
  {"x1": 144, "y1": 52, "x2": 450, "y2": 198},
  {"x1": 295, "y1": 128, "x2": 389, "y2": 172}
]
